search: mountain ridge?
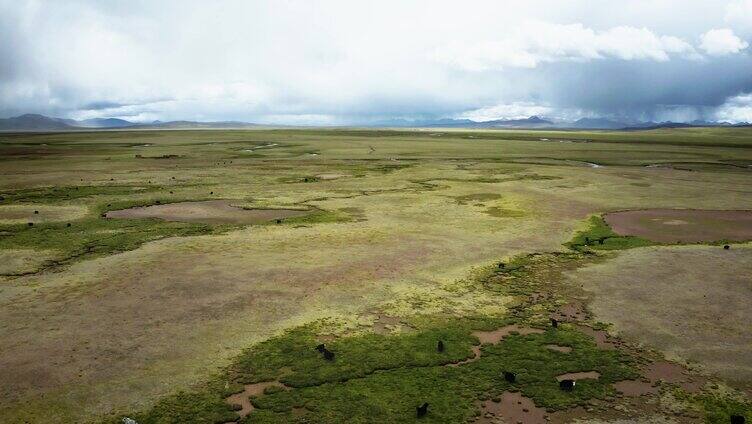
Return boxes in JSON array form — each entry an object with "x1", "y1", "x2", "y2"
[{"x1": 1, "y1": 113, "x2": 749, "y2": 132}]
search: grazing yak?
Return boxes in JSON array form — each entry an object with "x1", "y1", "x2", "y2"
[
  {"x1": 559, "y1": 379, "x2": 575, "y2": 391},
  {"x1": 503, "y1": 371, "x2": 516, "y2": 383},
  {"x1": 416, "y1": 402, "x2": 429, "y2": 418},
  {"x1": 730, "y1": 415, "x2": 745, "y2": 424}
]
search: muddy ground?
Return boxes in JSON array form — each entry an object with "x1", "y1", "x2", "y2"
[
  {"x1": 569, "y1": 244, "x2": 752, "y2": 389},
  {"x1": 604, "y1": 209, "x2": 752, "y2": 243},
  {"x1": 105, "y1": 200, "x2": 310, "y2": 224}
]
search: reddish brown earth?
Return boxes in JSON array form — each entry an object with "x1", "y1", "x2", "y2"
[
  {"x1": 450, "y1": 326, "x2": 545, "y2": 367},
  {"x1": 473, "y1": 325, "x2": 545, "y2": 344},
  {"x1": 642, "y1": 361, "x2": 705, "y2": 393},
  {"x1": 476, "y1": 392, "x2": 547, "y2": 424},
  {"x1": 613, "y1": 380, "x2": 659, "y2": 396},
  {"x1": 105, "y1": 200, "x2": 310, "y2": 224},
  {"x1": 574, "y1": 325, "x2": 620, "y2": 350},
  {"x1": 224, "y1": 381, "x2": 288, "y2": 420},
  {"x1": 556, "y1": 371, "x2": 600, "y2": 381},
  {"x1": 545, "y1": 344, "x2": 573, "y2": 353},
  {"x1": 552, "y1": 302, "x2": 587, "y2": 322},
  {"x1": 604, "y1": 209, "x2": 752, "y2": 243}
]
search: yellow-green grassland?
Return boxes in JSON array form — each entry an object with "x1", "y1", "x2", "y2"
[{"x1": 1, "y1": 127, "x2": 751, "y2": 423}]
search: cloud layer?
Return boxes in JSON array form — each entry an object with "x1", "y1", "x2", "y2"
[{"x1": 0, "y1": 0, "x2": 751, "y2": 124}]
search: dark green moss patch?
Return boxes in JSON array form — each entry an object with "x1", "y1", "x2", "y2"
[
  {"x1": 566, "y1": 215, "x2": 654, "y2": 251},
  {"x1": 114, "y1": 311, "x2": 638, "y2": 424}
]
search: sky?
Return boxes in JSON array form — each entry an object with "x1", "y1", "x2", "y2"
[{"x1": 1, "y1": 0, "x2": 752, "y2": 125}]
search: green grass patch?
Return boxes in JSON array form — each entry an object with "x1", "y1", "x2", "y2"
[
  {"x1": 673, "y1": 389, "x2": 752, "y2": 424},
  {"x1": 0, "y1": 217, "x2": 221, "y2": 275},
  {"x1": 566, "y1": 215, "x2": 655, "y2": 251},
  {"x1": 277, "y1": 207, "x2": 361, "y2": 225},
  {"x1": 244, "y1": 325, "x2": 636, "y2": 422},
  {"x1": 0, "y1": 185, "x2": 161, "y2": 204},
  {"x1": 0, "y1": 198, "x2": 235, "y2": 275},
  {"x1": 111, "y1": 318, "x2": 637, "y2": 424}
]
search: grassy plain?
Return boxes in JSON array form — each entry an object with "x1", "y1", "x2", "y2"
[{"x1": 0, "y1": 127, "x2": 751, "y2": 423}]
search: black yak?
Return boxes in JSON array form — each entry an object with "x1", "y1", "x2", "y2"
[{"x1": 416, "y1": 402, "x2": 429, "y2": 418}]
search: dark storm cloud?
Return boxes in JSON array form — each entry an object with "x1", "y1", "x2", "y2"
[
  {"x1": 1, "y1": 0, "x2": 751, "y2": 123},
  {"x1": 528, "y1": 55, "x2": 752, "y2": 118}
]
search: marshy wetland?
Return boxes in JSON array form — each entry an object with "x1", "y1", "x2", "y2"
[{"x1": 0, "y1": 127, "x2": 751, "y2": 423}]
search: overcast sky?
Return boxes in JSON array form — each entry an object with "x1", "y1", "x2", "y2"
[{"x1": 1, "y1": 0, "x2": 752, "y2": 124}]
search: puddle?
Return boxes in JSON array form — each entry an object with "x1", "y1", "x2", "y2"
[
  {"x1": 556, "y1": 371, "x2": 600, "y2": 381},
  {"x1": 224, "y1": 381, "x2": 288, "y2": 420},
  {"x1": 476, "y1": 392, "x2": 547, "y2": 424},
  {"x1": 613, "y1": 380, "x2": 659, "y2": 396},
  {"x1": 546, "y1": 344, "x2": 573, "y2": 353},
  {"x1": 105, "y1": 200, "x2": 310, "y2": 225}
]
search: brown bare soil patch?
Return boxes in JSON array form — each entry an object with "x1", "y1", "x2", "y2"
[
  {"x1": 473, "y1": 325, "x2": 545, "y2": 345},
  {"x1": 642, "y1": 361, "x2": 705, "y2": 393},
  {"x1": 604, "y1": 209, "x2": 752, "y2": 243},
  {"x1": 224, "y1": 381, "x2": 288, "y2": 420},
  {"x1": 570, "y1": 245, "x2": 752, "y2": 385},
  {"x1": 476, "y1": 392, "x2": 547, "y2": 424},
  {"x1": 613, "y1": 380, "x2": 659, "y2": 397},
  {"x1": 449, "y1": 326, "x2": 545, "y2": 367},
  {"x1": 546, "y1": 344, "x2": 573, "y2": 353},
  {"x1": 556, "y1": 371, "x2": 601, "y2": 381},
  {"x1": 371, "y1": 314, "x2": 403, "y2": 334},
  {"x1": 105, "y1": 200, "x2": 310, "y2": 224},
  {"x1": 574, "y1": 325, "x2": 618, "y2": 350},
  {"x1": 552, "y1": 301, "x2": 587, "y2": 322}
]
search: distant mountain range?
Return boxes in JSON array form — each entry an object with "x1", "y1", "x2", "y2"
[
  {"x1": 0, "y1": 114, "x2": 262, "y2": 131},
  {"x1": 377, "y1": 116, "x2": 750, "y2": 130},
  {"x1": 0, "y1": 113, "x2": 749, "y2": 131}
]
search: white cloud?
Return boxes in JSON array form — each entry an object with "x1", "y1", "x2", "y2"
[
  {"x1": 699, "y1": 28, "x2": 749, "y2": 55},
  {"x1": 434, "y1": 22, "x2": 698, "y2": 71},
  {"x1": 725, "y1": 0, "x2": 752, "y2": 33},
  {"x1": 458, "y1": 102, "x2": 555, "y2": 121},
  {"x1": 714, "y1": 92, "x2": 752, "y2": 122}
]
